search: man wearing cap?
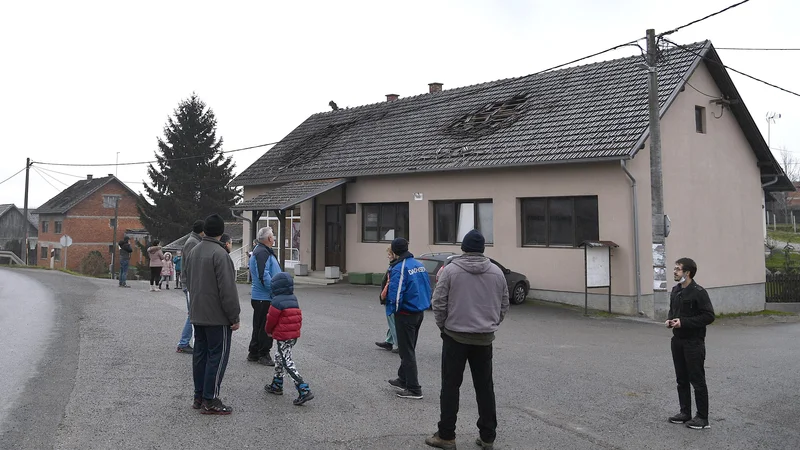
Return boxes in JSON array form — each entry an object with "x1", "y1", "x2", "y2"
[
  {"x1": 426, "y1": 229, "x2": 509, "y2": 450},
  {"x1": 176, "y1": 219, "x2": 205, "y2": 354},
  {"x1": 184, "y1": 214, "x2": 241, "y2": 414},
  {"x1": 385, "y1": 237, "x2": 432, "y2": 400}
]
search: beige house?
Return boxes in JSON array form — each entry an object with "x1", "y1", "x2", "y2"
[{"x1": 232, "y1": 41, "x2": 792, "y2": 319}]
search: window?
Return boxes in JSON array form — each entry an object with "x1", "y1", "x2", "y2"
[
  {"x1": 434, "y1": 200, "x2": 494, "y2": 244},
  {"x1": 41, "y1": 221, "x2": 49, "y2": 233},
  {"x1": 54, "y1": 221, "x2": 62, "y2": 234},
  {"x1": 54, "y1": 248, "x2": 61, "y2": 261},
  {"x1": 103, "y1": 195, "x2": 120, "y2": 208},
  {"x1": 110, "y1": 218, "x2": 116, "y2": 228},
  {"x1": 362, "y1": 203, "x2": 409, "y2": 242},
  {"x1": 40, "y1": 246, "x2": 48, "y2": 259},
  {"x1": 521, "y1": 196, "x2": 598, "y2": 247},
  {"x1": 695, "y1": 106, "x2": 706, "y2": 134}
]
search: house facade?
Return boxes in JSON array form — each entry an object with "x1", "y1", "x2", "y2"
[
  {"x1": 0, "y1": 204, "x2": 38, "y2": 263},
  {"x1": 35, "y1": 175, "x2": 144, "y2": 272},
  {"x1": 232, "y1": 41, "x2": 791, "y2": 319}
]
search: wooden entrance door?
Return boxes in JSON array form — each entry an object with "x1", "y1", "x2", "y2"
[{"x1": 325, "y1": 205, "x2": 343, "y2": 268}]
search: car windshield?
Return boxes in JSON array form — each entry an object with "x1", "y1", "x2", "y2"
[{"x1": 419, "y1": 259, "x2": 441, "y2": 273}]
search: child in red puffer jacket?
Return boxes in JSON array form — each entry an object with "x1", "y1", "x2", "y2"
[{"x1": 264, "y1": 272, "x2": 314, "y2": 405}]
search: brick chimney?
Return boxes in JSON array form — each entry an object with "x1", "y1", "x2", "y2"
[
  {"x1": 87, "y1": 174, "x2": 93, "y2": 180},
  {"x1": 386, "y1": 94, "x2": 399, "y2": 102},
  {"x1": 429, "y1": 82, "x2": 443, "y2": 93}
]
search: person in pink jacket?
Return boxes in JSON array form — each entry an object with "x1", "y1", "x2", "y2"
[
  {"x1": 147, "y1": 241, "x2": 165, "y2": 292},
  {"x1": 160, "y1": 251, "x2": 175, "y2": 290}
]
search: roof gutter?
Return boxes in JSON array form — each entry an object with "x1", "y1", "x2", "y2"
[{"x1": 620, "y1": 160, "x2": 643, "y2": 315}]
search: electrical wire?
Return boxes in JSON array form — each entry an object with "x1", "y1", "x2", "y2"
[
  {"x1": 663, "y1": 38, "x2": 800, "y2": 98},
  {"x1": 33, "y1": 141, "x2": 279, "y2": 168},
  {"x1": 31, "y1": 166, "x2": 61, "y2": 191},
  {"x1": 660, "y1": 0, "x2": 751, "y2": 37},
  {"x1": 36, "y1": 165, "x2": 145, "y2": 185},
  {"x1": 34, "y1": 166, "x2": 70, "y2": 187},
  {"x1": 684, "y1": 80, "x2": 718, "y2": 98},
  {"x1": 717, "y1": 47, "x2": 800, "y2": 51},
  {"x1": 0, "y1": 167, "x2": 26, "y2": 186}
]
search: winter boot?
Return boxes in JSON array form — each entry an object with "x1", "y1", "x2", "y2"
[
  {"x1": 264, "y1": 377, "x2": 284, "y2": 395},
  {"x1": 293, "y1": 383, "x2": 314, "y2": 406}
]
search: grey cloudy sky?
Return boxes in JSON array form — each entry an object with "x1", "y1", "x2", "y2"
[{"x1": 1, "y1": 0, "x2": 797, "y2": 207}]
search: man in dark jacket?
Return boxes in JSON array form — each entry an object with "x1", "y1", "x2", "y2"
[
  {"x1": 184, "y1": 214, "x2": 240, "y2": 415},
  {"x1": 666, "y1": 257, "x2": 715, "y2": 430},
  {"x1": 386, "y1": 238, "x2": 431, "y2": 400},
  {"x1": 176, "y1": 219, "x2": 204, "y2": 354},
  {"x1": 264, "y1": 272, "x2": 314, "y2": 405},
  {"x1": 117, "y1": 236, "x2": 133, "y2": 288},
  {"x1": 426, "y1": 229, "x2": 509, "y2": 450}
]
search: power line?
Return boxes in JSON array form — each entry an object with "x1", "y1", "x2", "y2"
[
  {"x1": 717, "y1": 47, "x2": 800, "y2": 51},
  {"x1": 663, "y1": 38, "x2": 800, "y2": 98},
  {"x1": 34, "y1": 166, "x2": 70, "y2": 187},
  {"x1": 0, "y1": 167, "x2": 26, "y2": 186},
  {"x1": 31, "y1": 166, "x2": 60, "y2": 191},
  {"x1": 684, "y1": 80, "x2": 718, "y2": 98},
  {"x1": 660, "y1": 0, "x2": 751, "y2": 37},
  {"x1": 33, "y1": 141, "x2": 279, "y2": 168}
]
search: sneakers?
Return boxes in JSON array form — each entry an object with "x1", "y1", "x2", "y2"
[
  {"x1": 247, "y1": 353, "x2": 259, "y2": 362},
  {"x1": 475, "y1": 437, "x2": 494, "y2": 449},
  {"x1": 176, "y1": 345, "x2": 193, "y2": 354},
  {"x1": 424, "y1": 432, "x2": 456, "y2": 449},
  {"x1": 391, "y1": 347, "x2": 400, "y2": 354},
  {"x1": 264, "y1": 377, "x2": 284, "y2": 395},
  {"x1": 375, "y1": 341, "x2": 393, "y2": 351},
  {"x1": 685, "y1": 416, "x2": 710, "y2": 429},
  {"x1": 192, "y1": 397, "x2": 202, "y2": 409},
  {"x1": 387, "y1": 378, "x2": 406, "y2": 391},
  {"x1": 200, "y1": 398, "x2": 232, "y2": 415},
  {"x1": 258, "y1": 356, "x2": 275, "y2": 367},
  {"x1": 396, "y1": 389, "x2": 423, "y2": 399},
  {"x1": 293, "y1": 383, "x2": 314, "y2": 406},
  {"x1": 668, "y1": 412, "x2": 691, "y2": 424}
]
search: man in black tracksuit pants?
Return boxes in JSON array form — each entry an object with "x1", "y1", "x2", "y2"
[{"x1": 666, "y1": 257, "x2": 715, "y2": 430}]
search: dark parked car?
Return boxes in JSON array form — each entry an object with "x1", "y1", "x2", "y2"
[{"x1": 416, "y1": 252, "x2": 530, "y2": 305}]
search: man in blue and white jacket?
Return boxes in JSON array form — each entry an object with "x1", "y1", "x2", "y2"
[
  {"x1": 386, "y1": 237, "x2": 432, "y2": 400},
  {"x1": 248, "y1": 226, "x2": 282, "y2": 366}
]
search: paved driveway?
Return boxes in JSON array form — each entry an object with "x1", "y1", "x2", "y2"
[{"x1": 1, "y1": 268, "x2": 798, "y2": 449}]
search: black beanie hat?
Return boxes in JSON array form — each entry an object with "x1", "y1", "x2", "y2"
[
  {"x1": 391, "y1": 237, "x2": 409, "y2": 255},
  {"x1": 461, "y1": 229, "x2": 485, "y2": 253},
  {"x1": 203, "y1": 214, "x2": 225, "y2": 237},
  {"x1": 192, "y1": 220, "x2": 205, "y2": 234}
]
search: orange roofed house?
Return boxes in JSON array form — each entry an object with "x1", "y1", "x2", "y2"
[{"x1": 35, "y1": 174, "x2": 144, "y2": 272}]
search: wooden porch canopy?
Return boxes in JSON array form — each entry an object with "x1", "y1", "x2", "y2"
[{"x1": 232, "y1": 178, "x2": 350, "y2": 270}]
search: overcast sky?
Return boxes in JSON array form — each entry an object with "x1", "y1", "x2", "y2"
[{"x1": 1, "y1": 0, "x2": 797, "y2": 208}]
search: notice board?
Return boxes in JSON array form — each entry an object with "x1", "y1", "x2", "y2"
[{"x1": 585, "y1": 246, "x2": 610, "y2": 288}]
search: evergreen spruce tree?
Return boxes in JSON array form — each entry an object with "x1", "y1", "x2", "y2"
[{"x1": 137, "y1": 94, "x2": 240, "y2": 242}]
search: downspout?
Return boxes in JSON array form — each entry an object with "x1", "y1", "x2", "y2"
[
  {"x1": 621, "y1": 160, "x2": 644, "y2": 315},
  {"x1": 761, "y1": 176, "x2": 778, "y2": 188}
]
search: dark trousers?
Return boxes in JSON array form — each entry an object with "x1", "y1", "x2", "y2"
[
  {"x1": 395, "y1": 312, "x2": 424, "y2": 393},
  {"x1": 438, "y1": 333, "x2": 497, "y2": 442},
  {"x1": 149, "y1": 267, "x2": 161, "y2": 285},
  {"x1": 193, "y1": 325, "x2": 233, "y2": 400},
  {"x1": 248, "y1": 300, "x2": 273, "y2": 358},
  {"x1": 671, "y1": 337, "x2": 709, "y2": 418}
]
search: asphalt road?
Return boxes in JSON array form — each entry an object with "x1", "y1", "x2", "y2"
[{"x1": 1, "y1": 268, "x2": 799, "y2": 450}]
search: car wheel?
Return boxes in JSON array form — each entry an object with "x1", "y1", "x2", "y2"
[{"x1": 511, "y1": 282, "x2": 527, "y2": 305}]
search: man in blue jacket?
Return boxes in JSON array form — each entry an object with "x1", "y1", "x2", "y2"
[
  {"x1": 386, "y1": 237, "x2": 432, "y2": 400},
  {"x1": 248, "y1": 226, "x2": 282, "y2": 366}
]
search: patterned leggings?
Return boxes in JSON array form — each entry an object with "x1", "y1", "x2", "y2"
[{"x1": 273, "y1": 339, "x2": 304, "y2": 386}]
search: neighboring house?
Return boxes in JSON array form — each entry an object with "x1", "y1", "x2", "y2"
[
  {"x1": 0, "y1": 204, "x2": 38, "y2": 263},
  {"x1": 163, "y1": 221, "x2": 246, "y2": 269},
  {"x1": 35, "y1": 175, "x2": 144, "y2": 271},
  {"x1": 231, "y1": 41, "x2": 792, "y2": 318}
]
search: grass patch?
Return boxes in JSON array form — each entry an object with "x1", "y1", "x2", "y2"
[
  {"x1": 716, "y1": 310, "x2": 795, "y2": 319},
  {"x1": 591, "y1": 310, "x2": 618, "y2": 318},
  {"x1": 767, "y1": 230, "x2": 800, "y2": 244},
  {"x1": 765, "y1": 252, "x2": 800, "y2": 272}
]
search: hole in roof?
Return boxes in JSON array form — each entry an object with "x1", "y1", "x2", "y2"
[{"x1": 447, "y1": 93, "x2": 529, "y2": 135}]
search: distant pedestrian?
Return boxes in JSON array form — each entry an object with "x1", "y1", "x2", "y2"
[
  {"x1": 176, "y1": 220, "x2": 204, "y2": 354},
  {"x1": 666, "y1": 257, "x2": 715, "y2": 430},
  {"x1": 159, "y1": 252, "x2": 175, "y2": 290},
  {"x1": 386, "y1": 237, "x2": 431, "y2": 400},
  {"x1": 118, "y1": 236, "x2": 133, "y2": 288},
  {"x1": 147, "y1": 240, "x2": 165, "y2": 292},
  {"x1": 375, "y1": 245, "x2": 399, "y2": 353},
  {"x1": 426, "y1": 229, "x2": 508, "y2": 450},
  {"x1": 220, "y1": 234, "x2": 232, "y2": 254},
  {"x1": 264, "y1": 272, "x2": 314, "y2": 405},
  {"x1": 184, "y1": 214, "x2": 241, "y2": 415},
  {"x1": 173, "y1": 252, "x2": 183, "y2": 289},
  {"x1": 248, "y1": 226, "x2": 281, "y2": 366}
]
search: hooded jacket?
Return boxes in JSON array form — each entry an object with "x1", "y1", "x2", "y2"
[
  {"x1": 185, "y1": 237, "x2": 240, "y2": 326},
  {"x1": 386, "y1": 252, "x2": 432, "y2": 316},
  {"x1": 161, "y1": 252, "x2": 174, "y2": 276},
  {"x1": 118, "y1": 240, "x2": 133, "y2": 262},
  {"x1": 432, "y1": 254, "x2": 509, "y2": 340},
  {"x1": 265, "y1": 273, "x2": 302, "y2": 341},
  {"x1": 148, "y1": 246, "x2": 164, "y2": 267},
  {"x1": 180, "y1": 231, "x2": 203, "y2": 284},
  {"x1": 249, "y1": 243, "x2": 281, "y2": 301}
]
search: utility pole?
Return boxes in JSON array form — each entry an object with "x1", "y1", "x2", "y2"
[
  {"x1": 111, "y1": 196, "x2": 120, "y2": 279},
  {"x1": 646, "y1": 29, "x2": 668, "y2": 316},
  {"x1": 22, "y1": 158, "x2": 31, "y2": 265}
]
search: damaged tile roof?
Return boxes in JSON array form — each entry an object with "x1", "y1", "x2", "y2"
[
  {"x1": 233, "y1": 42, "x2": 704, "y2": 186},
  {"x1": 35, "y1": 175, "x2": 138, "y2": 215}
]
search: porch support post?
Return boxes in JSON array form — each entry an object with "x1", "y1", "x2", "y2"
[
  {"x1": 340, "y1": 184, "x2": 347, "y2": 274},
  {"x1": 251, "y1": 210, "x2": 263, "y2": 247},
  {"x1": 311, "y1": 197, "x2": 317, "y2": 271},
  {"x1": 275, "y1": 209, "x2": 287, "y2": 271}
]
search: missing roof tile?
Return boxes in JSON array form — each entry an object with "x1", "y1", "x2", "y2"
[{"x1": 447, "y1": 92, "x2": 529, "y2": 135}]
